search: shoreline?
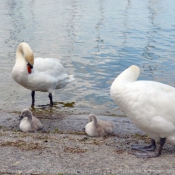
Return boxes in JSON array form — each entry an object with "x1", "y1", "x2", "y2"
[{"x1": 0, "y1": 111, "x2": 175, "y2": 174}]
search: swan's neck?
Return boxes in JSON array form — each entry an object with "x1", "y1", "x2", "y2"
[
  {"x1": 16, "y1": 50, "x2": 24, "y2": 60},
  {"x1": 15, "y1": 42, "x2": 34, "y2": 66},
  {"x1": 89, "y1": 115, "x2": 97, "y2": 127},
  {"x1": 110, "y1": 65, "x2": 140, "y2": 116},
  {"x1": 15, "y1": 52, "x2": 27, "y2": 67},
  {"x1": 111, "y1": 65, "x2": 140, "y2": 93}
]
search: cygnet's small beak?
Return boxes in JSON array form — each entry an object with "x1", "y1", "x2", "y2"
[{"x1": 19, "y1": 115, "x2": 24, "y2": 120}]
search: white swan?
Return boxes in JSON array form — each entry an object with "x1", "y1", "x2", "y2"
[
  {"x1": 12, "y1": 42, "x2": 74, "y2": 106},
  {"x1": 110, "y1": 65, "x2": 175, "y2": 158},
  {"x1": 85, "y1": 114, "x2": 114, "y2": 137},
  {"x1": 19, "y1": 109, "x2": 43, "y2": 132}
]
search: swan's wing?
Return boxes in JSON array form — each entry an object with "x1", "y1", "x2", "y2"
[
  {"x1": 27, "y1": 57, "x2": 74, "y2": 91},
  {"x1": 123, "y1": 81, "x2": 175, "y2": 133},
  {"x1": 150, "y1": 116, "x2": 175, "y2": 138},
  {"x1": 99, "y1": 120, "x2": 114, "y2": 134},
  {"x1": 34, "y1": 58, "x2": 67, "y2": 77},
  {"x1": 130, "y1": 81, "x2": 175, "y2": 110},
  {"x1": 32, "y1": 117, "x2": 43, "y2": 130}
]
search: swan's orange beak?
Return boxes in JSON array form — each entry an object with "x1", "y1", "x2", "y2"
[{"x1": 27, "y1": 63, "x2": 33, "y2": 74}]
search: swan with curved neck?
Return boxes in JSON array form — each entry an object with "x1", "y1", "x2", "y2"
[
  {"x1": 19, "y1": 109, "x2": 43, "y2": 132},
  {"x1": 110, "y1": 65, "x2": 175, "y2": 158},
  {"x1": 85, "y1": 114, "x2": 114, "y2": 137},
  {"x1": 12, "y1": 42, "x2": 74, "y2": 106}
]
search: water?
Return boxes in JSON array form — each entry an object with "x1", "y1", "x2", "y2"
[{"x1": 0, "y1": 0, "x2": 175, "y2": 115}]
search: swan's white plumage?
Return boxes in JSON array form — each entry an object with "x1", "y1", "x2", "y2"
[
  {"x1": 110, "y1": 65, "x2": 175, "y2": 144},
  {"x1": 12, "y1": 42, "x2": 74, "y2": 93}
]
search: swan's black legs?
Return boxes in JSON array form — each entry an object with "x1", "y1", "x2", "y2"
[
  {"x1": 134, "y1": 138, "x2": 166, "y2": 158},
  {"x1": 132, "y1": 139, "x2": 156, "y2": 151},
  {"x1": 31, "y1": 91, "x2": 53, "y2": 107},
  {"x1": 48, "y1": 93, "x2": 53, "y2": 106},
  {"x1": 31, "y1": 91, "x2": 35, "y2": 106},
  {"x1": 157, "y1": 138, "x2": 166, "y2": 156}
]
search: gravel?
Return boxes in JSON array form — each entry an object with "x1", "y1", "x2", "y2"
[{"x1": 0, "y1": 111, "x2": 175, "y2": 175}]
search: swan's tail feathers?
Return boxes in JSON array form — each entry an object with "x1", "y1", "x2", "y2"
[
  {"x1": 68, "y1": 75, "x2": 75, "y2": 83},
  {"x1": 56, "y1": 75, "x2": 74, "y2": 89}
]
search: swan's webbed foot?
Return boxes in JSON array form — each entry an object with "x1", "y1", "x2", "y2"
[
  {"x1": 37, "y1": 104, "x2": 51, "y2": 108},
  {"x1": 48, "y1": 93, "x2": 53, "y2": 107},
  {"x1": 133, "y1": 138, "x2": 166, "y2": 158},
  {"x1": 134, "y1": 151, "x2": 160, "y2": 158},
  {"x1": 131, "y1": 139, "x2": 156, "y2": 151}
]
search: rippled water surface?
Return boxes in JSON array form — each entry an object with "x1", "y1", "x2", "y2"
[{"x1": 0, "y1": 0, "x2": 175, "y2": 114}]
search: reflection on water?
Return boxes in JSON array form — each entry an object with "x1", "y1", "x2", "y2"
[{"x1": 0, "y1": 0, "x2": 175, "y2": 115}]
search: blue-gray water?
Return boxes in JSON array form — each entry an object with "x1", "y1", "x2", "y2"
[{"x1": 0, "y1": 0, "x2": 175, "y2": 114}]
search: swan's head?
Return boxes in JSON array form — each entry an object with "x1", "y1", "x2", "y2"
[
  {"x1": 16, "y1": 42, "x2": 34, "y2": 74},
  {"x1": 26, "y1": 55, "x2": 34, "y2": 72},
  {"x1": 19, "y1": 109, "x2": 32, "y2": 121}
]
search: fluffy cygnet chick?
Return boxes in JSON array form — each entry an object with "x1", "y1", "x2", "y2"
[
  {"x1": 85, "y1": 114, "x2": 114, "y2": 137},
  {"x1": 19, "y1": 109, "x2": 43, "y2": 132}
]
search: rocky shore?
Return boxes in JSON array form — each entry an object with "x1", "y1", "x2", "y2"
[{"x1": 0, "y1": 110, "x2": 175, "y2": 175}]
